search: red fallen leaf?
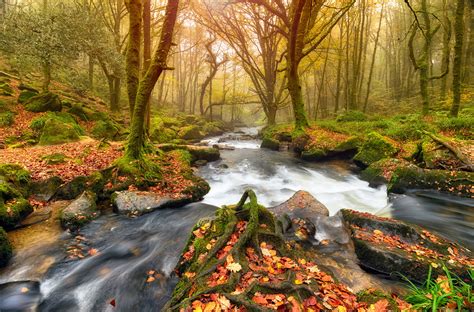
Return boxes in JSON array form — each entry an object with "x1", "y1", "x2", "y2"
[
  {"x1": 373, "y1": 299, "x2": 389, "y2": 311},
  {"x1": 109, "y1": 299, "x2": 116, "y2": 307},
  {"x1": 252, "y1": 295, "x2": 268, "y2": 305}
]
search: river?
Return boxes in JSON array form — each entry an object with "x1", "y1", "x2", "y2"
[{"x1": 0, "y1": 128, "x2": 472, "y2": 311}]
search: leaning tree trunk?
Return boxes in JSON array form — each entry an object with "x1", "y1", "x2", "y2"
[
  {"x1": 450, "y1": 0, "x2": 466, "y2": 117},
  {"x1": 125, "y1": 0, "x2": 178, "y2": 160}
]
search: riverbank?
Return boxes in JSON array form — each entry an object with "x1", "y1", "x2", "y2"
[{"x1": 260, "y1": 111, "x2": 473, "y2": 198}]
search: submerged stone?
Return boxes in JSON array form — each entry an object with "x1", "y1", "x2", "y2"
[{"x1": 0, "y1": 281, "x2": 41, "y2": 310}]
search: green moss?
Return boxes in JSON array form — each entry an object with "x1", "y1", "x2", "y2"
[
  {"x1": 0, "y1": 198, "x2": 33, "y2": 230},
  {"x1": 357, "y1": 290, "x2": 398, "y2": 310},
  {"x1": 353, "y1": 132, "x2": 399, "y2": 168},
  {"x1": 149, "y1": 127, "x2": 176, "y2": 144},
  {"x1": 18, "y1": 90, "x2": 38, "y2": 104},
  {"x1": 67, "y1": 103, "x2": 94, "y2": 121},
  {"x1": 24, "y1": 92, "x2": 62, "y2": 112},
  {"x1": 91, "y1": 120, "x2": 123, "y2": 140},
  {"x1": 38, "y1": 118, "x2": 81, "y2": 145},
  {"x1": 260, "y1": 137, "x2": 280, "y2": 150},
  {"x1": 178, "y1": 125, "x2": 204, "y2": 140},
  {"x1": 0, "y1": 164, "x2": 30, "y2": 189},
  {"x1": 0, "y1": 227, "x2": 12, "y2": 267},
  {"x1": 0, "y1": 83, "x2": 14, "y2": 96},
  {"x1": 0, "y1": 111, "x2": 14, "y2": 127},
  {"x1": 336, "y1": 110, "x2": 368, "y2": 122},
  {"x1": 388, "y1": 164, "x2": 474, "y2": 197},
  {"x1": 41, "y1": 153, "x2": 67, "y2": 165}
]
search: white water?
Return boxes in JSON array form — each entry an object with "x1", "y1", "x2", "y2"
[{"x1": 199, "y1": 128, "x2": 390, "y2": 215}]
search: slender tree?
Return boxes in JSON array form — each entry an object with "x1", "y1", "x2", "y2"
[
  {"x1": 450, "y1": 0, "x2": 466, "y2": 117},
  {"x1": 123, "y1": 0, "x2": 179, "y2": 162}
]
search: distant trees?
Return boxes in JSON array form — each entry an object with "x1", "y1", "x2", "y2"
[
  {"x1": 236, "y1": 0, "x2": 355, "y2": 130},
  {"x1": 0, "y1": 5, "x2": 81, "y2": 91}
]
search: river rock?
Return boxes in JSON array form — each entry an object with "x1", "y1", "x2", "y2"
[
  {"x1": 60, "y1": 191, "x2": 98, "y2": 230},
  {"x1": 29, "y1": 176, "x2": 64, "y2": 201},
  {"x1": 270, "y1": 190, "x2": 329, "y2": 218},
  {"x1": 112, "y1": 190, "x2": 188, "y2": 217},
  {"x1": 0, "y1": 281, "x2": 41, "y2": 311},
  {"x1": 340, "y1": 209, "x2": 474, "y2": 283},
  {"x1": 353, "y1": 132, "x2": 399, "y2": 168},
  {"x1": 20, "y1": 206, "x2": 52, "y2": 227}
]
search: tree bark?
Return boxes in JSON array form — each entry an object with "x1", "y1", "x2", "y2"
[
  {"x1": 42, "y1": 62, "x2": 51, "y2": 92},
  {"x1": 450, "y1": 0, "x2": 466, "y2": 117},
  {"x1": 125, "y1": 0, "x2": 178, "y2": 160},
  {"x1": 125, "y1": 0, "x2": 142, "y2": 117}
]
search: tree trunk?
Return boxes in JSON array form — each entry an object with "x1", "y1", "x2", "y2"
[
  {"x1": 125, "y1": 0, "x2": 142, "y2": 117},
  {"x1": 125, "y1": 0, "x2": 178, "y2": 160},
  {"x1": 42, "y1": 62, "x2": 51, "y2": 92},
  {"x1": 287, "y1": 64, "x2": 309, "y2": 130},
  {"x1": 88, "y1": 55, "x2": 94, "y2": 91},
  {"x1": 363, "y1": 4, "x2": 384, "y2": 112},
  {"x1": 450, "y1": 0, "x2": 466, "y2": 117},
  {"x1": 143, "y1": 0, "x2": 151, "y2": 133}
]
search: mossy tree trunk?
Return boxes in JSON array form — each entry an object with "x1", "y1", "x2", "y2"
[
  {"x1": 125, "y1": 0, "x2": 142, "y2": 118},
  {"x1": 125, "y1": 0, "x2": 179, "y2": 160},
  {"x1": 450, "y1": 0, "x2": 466, "y2": 117},
  {"x1": 41, "y1": 61, "x2": 51, "y2": 92}
]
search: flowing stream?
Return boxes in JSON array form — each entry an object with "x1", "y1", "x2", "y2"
[{"x1": 0, "y1": 128, "x2": 473, "y2": 311}]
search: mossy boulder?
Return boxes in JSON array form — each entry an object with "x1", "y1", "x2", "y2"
[
  {"x1": 341, "y1": 209, "x2": 474, "y2": 283},
  {"x1": 0, "y1": 112, "x2": 14, "y2": 127},
  {"x1": 360, "y1": 158, "x2": 408, "y2": 186},
  {"x1": 91, "y1": 119, "x2": 124, "y2": 140},
  {"x1": 353, "y1": 132, "x2": 399, "y2": 168},
  {"x1": 0, "y1": 227, "x2": 12, "y2": 267},
  {"x1": 260, "y1": 137, "x2": 280, "y2": 150},
  {"x1": 18, "y1": 90, "x2": 39, "y2": 104},
  {"x1": 416, "y1": 139, "x2": 462, "y2": 170},
  {"x1": 40, "y1": 153, "x2": 67, "y2": 165},
  {"x1": 24, "y1": 92, "x2": 62, "y2": 112},
  {"x1": 29, "y1": 176, "x2": 63, "y2": 201},
  {"x1": 0, "y1": 164, "x2": 33, "y2": 229},
  {"x1": 67, "y1": 103, "x2": 95, "y2": 121},
  {"x1": 178, "y1": 125, "x2": 205, "y2": 141},
  {"x1": 54, "y1": 172, "x2": 106, "y2": 200},
  {"x1": 38, "y1": 118, "x2": 81, "y2": 145},
  {"x1": 150, "y1": 127, "x2": 177, "y2": 143},
  {"x1": 0, "y1": 198, "x2": 33, "y2": 230},
  {"x1": 336, "y1": 110, "x2": 368, "y2": 122},
  {"x1": 0, "y1": 83, "x2": 14, "y2": 96},
  {"x1": 60, "y1": 191, "x2": 98, "y2": 230},
  {"x1": 203, "y1": 122, "x2": 225, "y2": 136},
  {"x1": 301, "y1": 135, "x2": 361, "y2": 161},
  {"x1": 388, "y1": 164, "x2": 474, "y2": 197}
]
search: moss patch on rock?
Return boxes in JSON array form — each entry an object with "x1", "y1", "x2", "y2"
[
  {"x1": 18, "y1": 90, "x2": 39, "y2": 104},
  {"x1": 30, "y1": 112, "x2": 84, "y2": 145},
  {"x1": 0, "y1": 83, "x2": 14, "y2": 96},
  {"x1": 24, "y1": 92, "x2": 62, "y2": 112},
  {"x1": 388, "y1": 164, "x2": 474, "y2": 197},
  {"x1": 0, "y1": 111, "x2": 15, "y2": 127},
  {"x1": 91, "y1": 119, "x2": 125, "y2": 141},
  {"x1": 353, "y1": 132, "x2": 399, "y2": 168},
  {"x1": 178, "y1": 125, "x2": 205, "y2": 141},
  {"x1": 0, "y1": 227, "x2": 12, "y2": 267}
]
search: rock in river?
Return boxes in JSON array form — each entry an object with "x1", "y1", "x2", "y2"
[
  {"x1": 112, "y1": 190, "x2": 189, "y2": 217},
  {"x1": 60, "y1": 191, "x2": 98, "y2": 230}
]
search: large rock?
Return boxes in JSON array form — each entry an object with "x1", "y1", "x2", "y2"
[
  {"x1": 270, "y1": 190, "x2": 329, "y2": 219},
  {"x1": 0, "y1": 83, "x2": 14, "y2": 96},
  {"x1": 0, "y1": 164, "x2": 32, "y2": 230},
  {"x1": 157, "y1": 144, "x2": 220, "y2": 162},
  {"x1": 0, "y1": 227, "x2": 12, "y2": 267},
  {"x1": 301, "y1": 136, "x2": 361, "y2": 161},
  {"x1": 178, "y1": 125, "x2": 205, "y2": 140},
  {"x1": 417, "y1": 139, "x2": 464, "y2": 170},
  {"x1": 341, "y1": 209, "x2": 474, "y2": 283},
  {"x1": 24, "y1": 92, "x2": 62, "y2": 112},
  {"x1": 18, "y1": 89, "x2": 39, "y2": 104},
  {"x1": 360, "y1": 158, "x2": 409, "y2": 187},
  {"x1": 388, "y1": 164, "x2": 474, "y2": 197},
  {"x1": 29, "y1": 176, "x2": 63, "y2": 201},
  {"x1": 60, "y1": 191, "x2": 98, "y2": 230},
  {"x1": 38, "y1": 118, "x2": 81, "y2": 145},
  {"x1": 112, "y1": 191, "x2": 189, "y2": 217},
  {"x1": 260, "y1": 137, "x2": 280, "y2": 150},
  {"x1": 353, "y1": 132, "x2": 399, "y2": 168}
]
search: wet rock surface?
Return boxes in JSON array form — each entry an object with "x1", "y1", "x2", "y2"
[
  {"x1": 60, "y1": 191, "x2": 98, "y2": 230},
  {"x1": 112, "y1": 190, "x2": 189, "y2": 217},
  {"x1": 341, "y1": 209, "x2": 474, "y2": 283}
]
